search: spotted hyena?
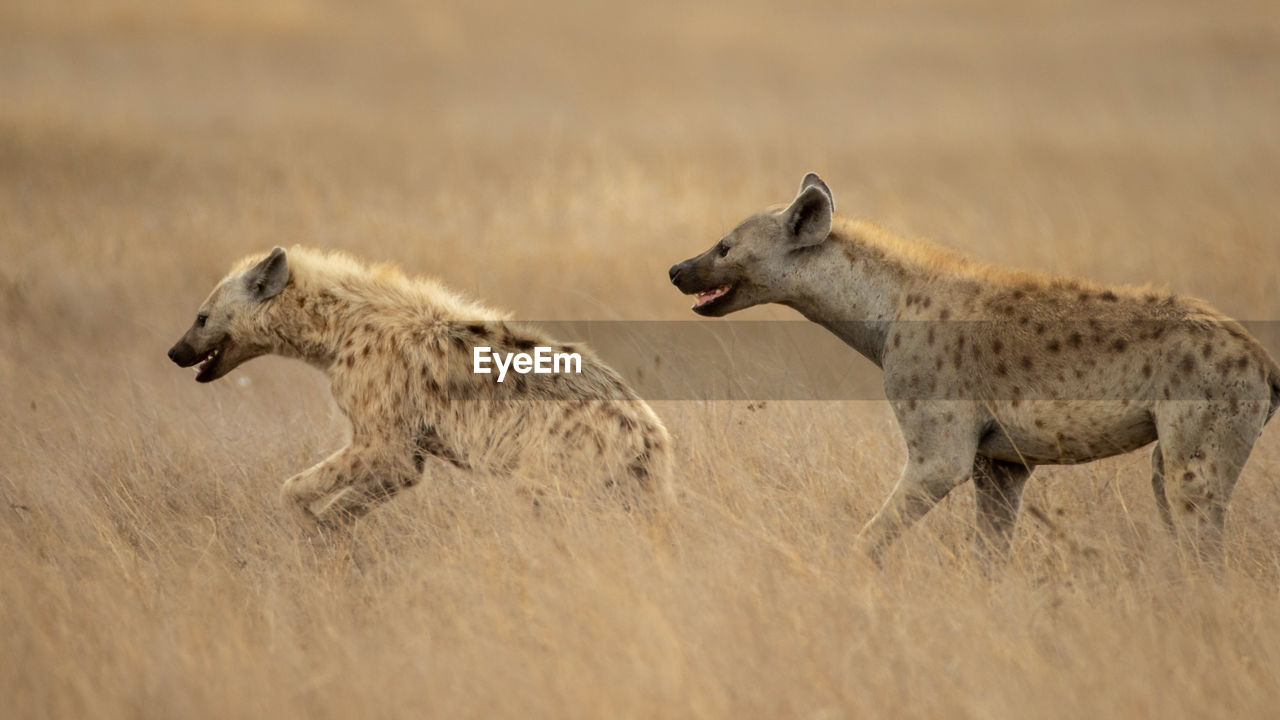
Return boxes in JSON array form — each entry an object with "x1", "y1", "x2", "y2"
[
  {"x1": 669, "y1": 173, "x2": 1280, "y2": 567},
  {"x1": 168, "y1": 247, "x2": 672, "y2": 525}
]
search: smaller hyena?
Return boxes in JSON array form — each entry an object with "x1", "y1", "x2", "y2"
[
  {"x1": 168, "y1": 247, "x2": 672, "y2": 525},
  {"x1": 669, "y1": 173, "x2": 1280, "y2": 568}
]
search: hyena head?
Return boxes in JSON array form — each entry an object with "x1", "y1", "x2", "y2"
[
  {"x1": 167, "y1": 247, "x2": 290, "y2": 383},
  {"x1": 668, "y1": 173, "x2": 834, "y2": 316}
]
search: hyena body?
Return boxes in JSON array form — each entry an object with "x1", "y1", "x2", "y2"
[
  {"x1": 169, "y1": 247, "x2": 672, "y2": 524},
  {"x1": 670, "y1": 174, "x2": 1280, "y2": 566}
]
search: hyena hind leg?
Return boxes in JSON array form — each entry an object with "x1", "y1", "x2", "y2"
[{"x1": 1154, "y1": 398, "x2": 1266, "y2": 571}]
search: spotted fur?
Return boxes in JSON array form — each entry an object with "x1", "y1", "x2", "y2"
[
  {"x1": 670, "y1": 173, "x2": 1279, "y2": 567},
  {"x1": 169, "y1": 247, "x2": 672, "y2": 525}
]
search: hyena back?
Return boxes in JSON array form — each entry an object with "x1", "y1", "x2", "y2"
[
  {"x1": 168, "y1": 247, "x2": 672, "y2": 524},
  {"x1": 669, "y1": 173, "x2": 1280, "y2": 567}
]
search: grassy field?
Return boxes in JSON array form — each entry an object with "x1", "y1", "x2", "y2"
[{"x1": 4, "y1": 1, "x2": 1280, "y2": 717}]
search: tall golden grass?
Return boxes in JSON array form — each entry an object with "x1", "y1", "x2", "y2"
[{"x1": 3, "y1": 1, "x2": 1280, "y2": 717}]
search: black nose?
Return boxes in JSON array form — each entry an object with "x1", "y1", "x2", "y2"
[
  {"x1": 668, "y1": 264, "x2": 683, "y2": 285},
  {"x1": 167, "y1": 346, "x2": 179, "y2": 362}
]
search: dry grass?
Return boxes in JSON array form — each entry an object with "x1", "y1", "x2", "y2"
[{"x1": 4, "y1": 1, "x2": 1280, "y2": 717}]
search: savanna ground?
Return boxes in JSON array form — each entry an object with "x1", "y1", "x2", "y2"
[{"x1": 4, "y1": 1, "x2": 1280, "y2": 717}]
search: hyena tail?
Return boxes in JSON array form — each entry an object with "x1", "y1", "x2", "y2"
[
  {"x1": 626, "y1": 431, "x2": 676, "y2": 506},
  {"x1": 1268, "y1": 375, "x2": 1280, "y2": 425},
  {"x1": 1266, "y1": 353, "x2": 1280, "y2": 425}
]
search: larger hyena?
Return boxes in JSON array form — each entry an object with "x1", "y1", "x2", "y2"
[
  {"x1": 669, "y1": 173, "x2": 1280, "y2": 567},
  {"x1": 168, "y1": 247, "x2": 672, "y2": 524}
]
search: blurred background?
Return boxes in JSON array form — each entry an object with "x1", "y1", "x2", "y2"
[{"x1": 3, "y1": 1, "x2": 1280, "y2": 718}]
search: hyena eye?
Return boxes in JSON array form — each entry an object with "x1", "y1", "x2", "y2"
[
  {"x1": 196, "y1": 314, "x2": 208, "y2": 328},
  {"x1": 717, "y1": 242, "x2": 730, "y2": 258}
]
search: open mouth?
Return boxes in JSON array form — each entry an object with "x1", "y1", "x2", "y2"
[
  {"x1": 691, "y1": 284, "x2": 734, "y2": 312},
  {"x1": 194, "y1": 343, "x2": 227, "y2": 383}
]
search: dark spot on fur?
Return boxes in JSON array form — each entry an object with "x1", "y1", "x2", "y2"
[
  {"x1": 922, "y1": 297, "x2": 932, "y2": 309},
  {"x1": 927, "y1": 328, "x2": 935, "y2": 346},
  {"x1": 992, "y1": 339, "x2": 1003, "y2": 354},
  {"x1": 1068, "y1": 332, "x2": 1082, "y2": 348},
  {"x1": 1144, "y1": 293, "x2": 1160, "y2": 303},
  {"x1": 939, "y1": 309, "x2": 951, "y2": 321},
  {"x1": 935, "y1": 357, "x2": 944, "y2": 371},
  {"x1": 1182, "y1": 471, "x2": 1196, "y2": 483},
  {"x1": 1100, "y1": 290, "x2": 1118, "y2": 302},
  {"x1": 1201, "y1": 343, "x2": 1213, "y2": 359},
  {"x1": 1034, "y1": 419, "x2": 1045, "y2": 429},
  {"x1": 1179, "y1": 354, "x2": 1196, "y2": 373},
  {"x1": 1237, "y1": 355, "x2": 1250, "y2": 370},
  {"x1": 361, "y1": 345, "x2": 372, "y2": 357},
  {"x1": 893, "y1": 333, "x2": 901, "y2": 349},
  {"x1": 1047, "y1": 339, "x2": 1061, "y2": 353},
  {"x1": 1074, "y1": 369, "x2": 1085, "y2": 379},
  {"x1": 1021, "y1": 356, "x2": 1033, "y2": 370},
  {"x1": 1012, "y1": 289, "x2": 1025, "y2": 300},
  {"x1": 1034, "y1": 323, "x2": 1046, "y2": 335},
  {"x1": 996, "y1": 362, "x2": 1008, "y2": 376},
  {"x1": 1142, "y1": 363, "x2": 1152, "y2": 378},
  {"x1": 1111, "y1": 339, "x2": 1127, "y2": 352},
  {"x1": 1078, "y1": 292, "x2": 1091, "y2": 302},
  {"x1": 505, "y1": 331, "x2": 536, "y2": 351},
  {"x1": 466, "y1": 323, "x2": 489, "y2": 338},
  {"x1": 1183, "y1": 501, "x2": 1196, "y2": 512}
]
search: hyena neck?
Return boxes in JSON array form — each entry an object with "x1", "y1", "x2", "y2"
[
  {"x1": 262, "y1": 283, "x2": 352, "y2": 369},
  {"x1": 778, "y1": 234, "x2": 912, "y2": 369}
]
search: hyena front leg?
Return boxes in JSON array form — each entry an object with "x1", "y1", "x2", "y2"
[
  {"x1": 971, "y1": 455, "x2": 1032, "y2": 561},
  {"x1": 281, "y1": 442, "x2": 419, "y2": 527},
  {"x1": 855, "y1": 442, "x2": 978, "y2": 564}
]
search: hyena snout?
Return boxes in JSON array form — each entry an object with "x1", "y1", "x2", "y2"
[
  {"x1": 168, "y1": 339, "x2": 200, "y2": 367},
  {"x1": 167, "y1": 330, "x2": 235, "y2": 383},
  {"x1": 667, "y1": 261, "x2": 688, "y2": 287},
  {"x1": 667, "y1": 257, "x2": 716, "y2": 295}
]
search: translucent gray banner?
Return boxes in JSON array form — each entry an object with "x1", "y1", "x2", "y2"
[{"x1": 503, "y1": 321, "x2": 1280, "y2": 401}]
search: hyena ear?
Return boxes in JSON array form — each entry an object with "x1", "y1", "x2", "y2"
[
  {"x1": 782, "y1": 180, "x2": 833, "y2": 248},
  {"x1": 245, "y1": 246, "x2": 290, "y2": 301},
  {"x1": 797, "y1": 172, "x2": 834, "y2": 211}
]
